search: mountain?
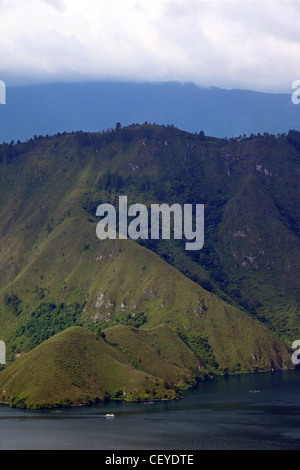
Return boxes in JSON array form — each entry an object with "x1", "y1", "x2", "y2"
[
  {"x1": 0, "y1": 123, "x2": 298, "y2": 407},
  {"x1": 0, "y1": 81, "x2": 299, "y2": 144}
]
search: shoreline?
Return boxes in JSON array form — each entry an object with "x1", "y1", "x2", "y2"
[{"x1": 0, "y1": 366, "x2": 295, "y2": 411}]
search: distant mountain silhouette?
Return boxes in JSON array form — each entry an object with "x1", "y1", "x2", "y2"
[{"x1": 0, "y1": 81, "x2": 299, "y2": 142}]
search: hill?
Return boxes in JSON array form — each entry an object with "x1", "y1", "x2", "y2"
[
  {"x1": 0, "y1": 322, "x2": 292, "y2": 409},
  {"x1": 0, "y1": 326, "x2": 199, "y2": 408}
]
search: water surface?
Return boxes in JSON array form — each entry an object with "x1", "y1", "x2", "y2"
[{"x1": 0, "y1": 369, "x2": 299, "y2": 450}]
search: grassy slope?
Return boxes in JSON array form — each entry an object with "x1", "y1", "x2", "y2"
[
  {"x1": 1, "y1": 223, "x2": 292, "y2": 374},
  {"x1": 103, "y1": 324, "x2": 201, "y2": 386},
  {"x1": 0, "y1": 325, "x2": 197, "y2": 408}
]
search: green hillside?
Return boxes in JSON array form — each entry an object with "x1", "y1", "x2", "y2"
[
  {"x1": 0, "y1": 326, "x2": 192, "y2": 408},
  {"x1": 0, "y1": 124, "x2": 298, "y2": 407},
  {"x1": 1, "y1": 229, "x2": 292, "y2": 375}
]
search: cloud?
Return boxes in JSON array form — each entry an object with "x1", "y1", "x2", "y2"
[
  {"x1": 42, "y1": 0, "x2": 66, "y2": 11},
  {"x1": 0, "y1": 0, "x2": 300, "y2": 91}
]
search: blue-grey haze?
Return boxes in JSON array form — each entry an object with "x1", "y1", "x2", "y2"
[{"x1": 0, "y1": 82, "x2": 299, "y2": 143}]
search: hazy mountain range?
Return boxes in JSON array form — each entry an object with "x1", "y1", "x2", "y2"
[{"x1": 0, "y1": 81, "x2": 299, "y2": 144}]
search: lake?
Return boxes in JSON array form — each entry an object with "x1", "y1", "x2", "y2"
[{"x1": 0, "y1": 369, "x2": 299, "y2": 450}]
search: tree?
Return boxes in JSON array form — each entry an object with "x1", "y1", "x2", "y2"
[{"x1": 199, "y1": 130, "x2": 205, "y2": 141}]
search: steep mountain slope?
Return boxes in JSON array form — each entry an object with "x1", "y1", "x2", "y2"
[
  {"x1": 1, "y1": 223, "x2": 291, "y2": 375},
  {"x1": 0, "y1": 124, "x2": 298, "y2": 380}
]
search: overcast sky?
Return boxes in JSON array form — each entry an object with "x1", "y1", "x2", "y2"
[{"x1": 1, "y1": 0, "x2": 300, "y2": 92}]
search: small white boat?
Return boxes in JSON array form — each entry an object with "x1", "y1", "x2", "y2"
[{"x1": 106, "y1": 413, "x2": 115, "y2": 418}]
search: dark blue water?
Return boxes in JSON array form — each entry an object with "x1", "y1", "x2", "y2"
[{"x1": 0, "y1": 369, "x2": 300, "y2": 450}]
